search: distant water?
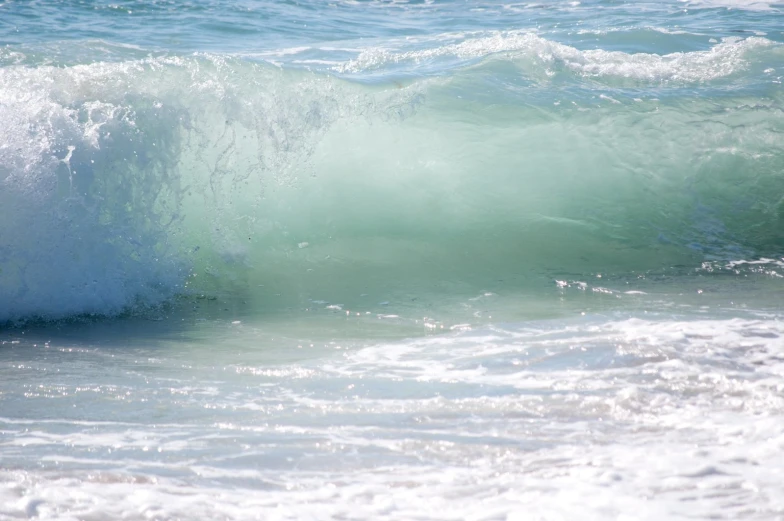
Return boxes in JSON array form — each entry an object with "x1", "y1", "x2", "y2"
[{"x1": 2, "y1": 1, "x2": 784, "y2": 519}]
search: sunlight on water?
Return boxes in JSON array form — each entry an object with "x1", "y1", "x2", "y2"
[{"x1": 1, "y1": 1, "x2": 783, "y2": 519}]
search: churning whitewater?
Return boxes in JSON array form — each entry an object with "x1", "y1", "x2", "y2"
[{"x1": 1, "y1": 1, "x2": 783, "y2": 520}]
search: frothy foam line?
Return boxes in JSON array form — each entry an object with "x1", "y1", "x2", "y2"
[
  {"x1": 683, "y1": 0, "x2": 780, "y2": 10},
  {"x1": 3, "y1": 315, "x2": 784, "y2": 520},
  {"x1": 338, "y1": 32, "x2": 776, "y2": 82}
]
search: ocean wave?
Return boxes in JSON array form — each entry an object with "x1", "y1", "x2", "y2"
[{"x1": 1, "y1": 44, "x2": 782, "y2": 323}]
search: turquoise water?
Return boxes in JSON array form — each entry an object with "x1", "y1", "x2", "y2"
[{"x1": 2, "y1": 1, "x2": 784, "y2": 519}]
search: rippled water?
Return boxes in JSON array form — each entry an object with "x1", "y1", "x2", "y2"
[{"x1": 1, "y1": 0, "x2": 784, "y2": 519}]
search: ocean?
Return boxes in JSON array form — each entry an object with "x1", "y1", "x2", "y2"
[{"x1": 1, "y1": 0, "x2": 783, "y2": 519}]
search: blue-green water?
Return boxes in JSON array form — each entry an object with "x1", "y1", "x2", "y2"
[{"x1": 1, "y1": 1, "x2": 784, "y2": 519}]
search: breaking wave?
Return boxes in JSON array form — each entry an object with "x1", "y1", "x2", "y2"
[{"x1": 1, "y1": 35, "x2": 783, "y2": 323}]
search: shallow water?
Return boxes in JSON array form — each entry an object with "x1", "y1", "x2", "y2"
[
  {"x1": 3, "y1": 283, "x2": 784, "y2": 519},
  {"x1": 2, "y1": 0, "x2": 784, "y2": 519}
]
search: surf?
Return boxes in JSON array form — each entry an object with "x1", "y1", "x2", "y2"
[{"x1": 1, "y1": 35, "x2": 783, "y2": 324}]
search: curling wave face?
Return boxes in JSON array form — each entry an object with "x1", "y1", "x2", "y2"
[{"x1": 1, "y1": 33, "x2": 783, "y2": 323}]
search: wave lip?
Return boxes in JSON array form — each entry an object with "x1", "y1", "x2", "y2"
[{"x1": 337, "y1": 31, "x2": 779, "y2": 83}]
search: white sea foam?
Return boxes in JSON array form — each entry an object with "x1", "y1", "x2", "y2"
[
  {"x1": 2, "y1": 314, "x2": 783, "y2": 519},
  {"x1": 339, "y1": 31, "x2": 776, "y2": 82},
  {"x1": 683, "y1": 0, "x2": 780, "y2": 10}
]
